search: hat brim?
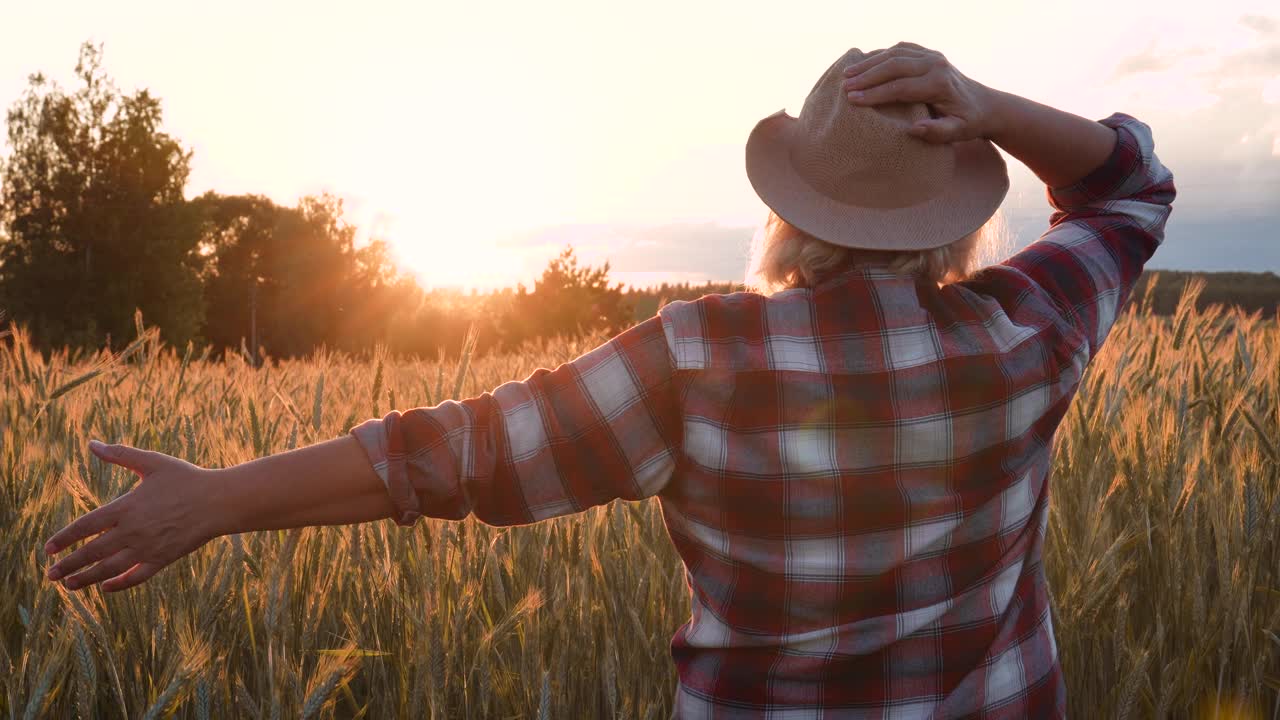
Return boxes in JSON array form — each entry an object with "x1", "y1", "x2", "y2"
[{"x1": 745, "y1": 109, "x2": 1009, "y2": 251}]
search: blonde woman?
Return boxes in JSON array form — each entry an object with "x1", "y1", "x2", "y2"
[{"x1": 46, "y1": 42, "x2": 1174, "y2": 717}]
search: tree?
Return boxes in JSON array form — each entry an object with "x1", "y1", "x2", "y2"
[
  {"x1": 189, "y1": 192, "x2": 278, "y2": 360},
  {"x1": 268, "y1": 194, "x2": 360, "y2": 356},
  {"x1": 501, "y1": 246, "x2": 632, "y2": 347},
  {"x1": 0, "y1": 42, "x2": 204, "y2": 352},
  {"x1": 193, "y1": 191, "x2": 407, "y2": 360},
  {"x1": 338, "y1": 234, "x2": 419, "y2": 352}
]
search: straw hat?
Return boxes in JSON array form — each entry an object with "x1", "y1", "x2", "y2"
[{"x1": 745, "y1": 47, "x2": 1009, "y2": 251}]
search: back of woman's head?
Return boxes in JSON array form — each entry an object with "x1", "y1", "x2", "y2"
[{"x1": 747, "y1": 210, "x2": 1011, "y2": 294}]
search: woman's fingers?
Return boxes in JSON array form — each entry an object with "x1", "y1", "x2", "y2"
[
  {"x1": 844, "y1": 54, "x2": 933, "y2": 91},
  {"x1": 47, "y1": 531, "x2": 125, "y2": 581},
  {"x1": 843, "y1": 47, "x2": 924, "y2": 79},
  {"x1": 43, "y1": 495, "x2": 127, "y2": 555},
  {"x1": 89, "y1": 440, "x2": 169, "y2": 476},
  {"x1": 843, "y1": 50, "x2": 888, "y2": 78},
  {"x1": 908, "y1": 116, "x2": 969, "y2": 143},
  {"x1": 102, "y1": 561, "x2": 162, "y2": 593},
  {"x1": 848, "y1": 75, "x2": 937, "y2": 106},
  {"x1": 62, "y1": 549, "x2": 137, "y2": 591}
]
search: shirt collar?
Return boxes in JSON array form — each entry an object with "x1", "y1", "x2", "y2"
[{"x1": 811, "y1": 263, "x2": 918, "y2": 291}]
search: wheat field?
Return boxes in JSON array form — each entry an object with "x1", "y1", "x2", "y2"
[{"x1": 1, "y1": 279, "x2": 1277, "y2": 719}]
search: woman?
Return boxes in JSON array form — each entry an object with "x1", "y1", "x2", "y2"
[{"x1": 45, "y1": 43, "x2": 1175, "y2": 717}]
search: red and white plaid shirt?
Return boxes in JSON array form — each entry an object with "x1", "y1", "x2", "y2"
[{"x1": 351, "y1": 113, "x2": 1174, "y2": 718}]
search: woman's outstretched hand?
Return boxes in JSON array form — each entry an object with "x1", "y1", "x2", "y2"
[
  {"x1": 842, "y1": 42, "x2": 1005, "y2": 144},
  {"x1": 44, "y1": 440, "x2": 222, "y2": 592}
]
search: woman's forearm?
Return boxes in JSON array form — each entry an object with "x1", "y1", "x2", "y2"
[
  {"x1": 982, "y1": 88, "x2": 1118, "y2": 189},
  {"x1": 840, "y1": 45, "x2": 1117, "y2": 190},
  {"x1": 209, "y1": 435, "x2": 397, "y2": 535}
]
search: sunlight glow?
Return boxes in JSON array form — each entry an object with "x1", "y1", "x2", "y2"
[{"x1": 388, "y1": 216, "x2": 526, "y2": 291}]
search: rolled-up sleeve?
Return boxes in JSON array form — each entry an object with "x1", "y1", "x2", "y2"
[
  {"x1": 971, "y1": 112, "x2": 1176, "y2": 357},
  {"x1": 349, "y1": 316, "x2": 682, "y2": 527}
]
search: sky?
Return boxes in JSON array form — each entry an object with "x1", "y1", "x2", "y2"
[{"x1": 1, "y1": 0, "x2": 1277, "y2": 289}]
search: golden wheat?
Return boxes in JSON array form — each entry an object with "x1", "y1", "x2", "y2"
[{"x1": 0, "y1": 280, "x2": 1276, "y2": 718}]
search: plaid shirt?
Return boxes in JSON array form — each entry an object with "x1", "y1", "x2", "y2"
[{"x1": 351, "y1": 112, "x2": 1174, "y2": 718}]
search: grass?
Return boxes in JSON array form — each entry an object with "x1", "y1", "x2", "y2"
[{"x1": 0, "y1": 279, "x2": 1277, "y2": 718}]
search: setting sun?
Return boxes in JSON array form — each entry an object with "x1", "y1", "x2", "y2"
[{"x1": 388, "y1": 220, "x2": 526, "y2": 291}]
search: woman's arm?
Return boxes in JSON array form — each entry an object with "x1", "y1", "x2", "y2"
[
  {"x1": 210, "y1": 435, "x2": 397, "y2": 533},
  {"x1": 844, "y1": 42, "x2": 1175, "y2": 355},
  {"x1": 45, "y1": 315, "x2": 683, "y2": 592},
  {"x1": 981, "y1": 91, "x2": 1117, "y2": 190},
  {"x1": 43, "y1": 435, "x2": 397, "y2": 592},
  {"x1": 348, "y1": 315, "x2": 682, "y2": 528}
]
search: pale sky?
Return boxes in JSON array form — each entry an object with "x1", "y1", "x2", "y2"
[{"x1": 2, "y1": 0, "x2": 1277, "y2": 289}]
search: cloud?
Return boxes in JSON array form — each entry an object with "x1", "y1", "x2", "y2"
[
  {"x1": 1241, "y1": 14, "x2": 1278, "y2": 35},
  {"x1": 1218, "y1": 41, "x2": 1280, "y2": 75},
  {"x1": 1106, "y1": 15, "x2": 1280, "y2": 187},
  {"x1": 1112, "y1": 14, "x2": 1279, "y2": 79},
  {"x1": 1113, "y1": 45, "x2": 1181, "y2": 77}
]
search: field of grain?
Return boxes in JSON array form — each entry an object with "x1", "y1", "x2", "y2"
[{"x1": 1, "y1": 280, "x2": 1278, "y2": 719}]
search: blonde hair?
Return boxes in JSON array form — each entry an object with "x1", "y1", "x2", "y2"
[{"x1": 747, "y1": 210, "x2": 1009, "y2": 294}]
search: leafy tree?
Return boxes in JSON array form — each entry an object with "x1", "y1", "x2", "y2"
[
  {"x1": 501, "y1": 246, "x2": 632, "y2": 348},
  {"x1": 193, "y1": 191, "x2": 406, "y2": 360},
  {"x1": 338, "y1": 235, "x2": 420, "y2": 353},
  {"x1": 189, "y1": 192, "x2": 278, "y2": 359},
  {"x1": 0, "y1": 42, "x2": 203, "y2": 352}
]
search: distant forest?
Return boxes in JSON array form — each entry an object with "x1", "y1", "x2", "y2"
[
  {"x1": 624, "y1": 271, "x2": 1280, "y2": 323},
  {"x1": 1131, "y1": 270, "x2": 1280, "y2": 317}
]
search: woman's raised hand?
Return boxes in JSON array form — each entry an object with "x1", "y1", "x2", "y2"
[
  {"x1": 842, "y1": 42, "x2": 1005, "y2": 144},
  {"x1": 43, "y1": 440, "x2": 221, "y2": 592}
]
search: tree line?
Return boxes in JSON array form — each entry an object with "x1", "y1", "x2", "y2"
[{"x1": 1130, "y1": 270, "x2": 1280, "y2": 317}]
